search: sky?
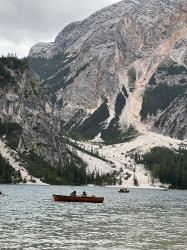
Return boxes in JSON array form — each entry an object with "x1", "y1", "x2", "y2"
[{"x1": 0, "y1": 0, "x2": 120, "y2": 58}]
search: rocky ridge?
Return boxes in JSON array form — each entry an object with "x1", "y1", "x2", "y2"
[{"x1": 0, "y1": 57, "x2": 65, "y2": 168}]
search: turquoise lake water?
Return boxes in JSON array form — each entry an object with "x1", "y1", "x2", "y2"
[{"x1": 0, "y1": 185, "x2": 186, "y2": 249}]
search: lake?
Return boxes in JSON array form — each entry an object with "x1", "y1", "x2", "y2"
[{"x1": 0, "y1": 185, "x2": 186, "y2": 250}]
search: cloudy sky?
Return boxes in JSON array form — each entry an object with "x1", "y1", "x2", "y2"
[{"x1": 0, "y1": 0, "x2": 120, "y2": 58}]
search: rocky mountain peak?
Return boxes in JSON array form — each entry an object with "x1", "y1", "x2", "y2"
[{"x1": 28, "y1": 0, "x2": 187, "y2": 142}]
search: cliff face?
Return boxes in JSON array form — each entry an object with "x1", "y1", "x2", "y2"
[
  {"x1": 0, "y1": 57, "x2": 65, "y2": 166},
  {"x1": 141, "y1": 57, "x2": 187, "y2": 140},
  {"x1": 28, "y1": 0, "x2": 187, "y2": 141}
]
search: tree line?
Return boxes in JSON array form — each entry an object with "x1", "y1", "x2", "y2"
[{"x1": 135, "y1": 147, "x2": 187, "y2": 189}]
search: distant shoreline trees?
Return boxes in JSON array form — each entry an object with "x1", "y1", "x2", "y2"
[{"x1": 135, "y1": 147, "x2": 187, "y2": 189}]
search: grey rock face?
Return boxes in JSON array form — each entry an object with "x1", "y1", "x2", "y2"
[
  {"x1": 28, "y1": 0, "x2": 187, "y2": 141},
  {"x1": 141, "y1": 57, "x2": 187, "y2": 140},
  {"x1": 0, "y1": 59, "x2": 65, "y2": 166},
  {"x1": 152, "y1": 95, "x2": 187, "y2": 140}
]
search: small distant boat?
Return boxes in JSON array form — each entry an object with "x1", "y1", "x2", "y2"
[
  {"x1": 118, "y1": 188, "x2": 129, "y2": 193},
  {"x1": 0, "y1": 191, "x2": 2, "y2": 195},
  {"x1": 161, "y1": 188, "x2": 168, "y2": 191},
  {"x1": 53, "y1": 194, "x2": 104, "y2": 203}
]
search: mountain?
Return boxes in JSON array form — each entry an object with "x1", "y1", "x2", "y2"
[
  {"x1": 0, "y1": 56, "x2": 68, "y2": 184},
  {"x1": 0, "y1": 56, "x2": 110, "y2": 186},
  {"x1": 0, "y1": 56, "x2": 64, "y2": 164},
  {"x1": 14, "y1": 0, "x2": 187, "y2": 188},
  {"x1": 28, "y1": 0, "x2": 187, "y2": 143},
  {"x1": 0, "y1": 54, "x2": 162, "y2": 188}
]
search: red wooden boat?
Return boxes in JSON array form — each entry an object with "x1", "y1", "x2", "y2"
[
  {"x1": 53, "y1": 194, "x2": 104, "y2": 203},
  {"x1": 118, "y1": 188, "x2": 129, "y2": 193}
]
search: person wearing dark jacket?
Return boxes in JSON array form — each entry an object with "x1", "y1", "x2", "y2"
[
  {"x1": 82, "y1": 191, "x2": 87, "y2": 196},
  {"x1": 70, "y1": 191, "x2": 76, "y2": 196}
]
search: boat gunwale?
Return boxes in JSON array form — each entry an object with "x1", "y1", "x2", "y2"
[{"x1": 53, "y1": 194, "x2": 104, "y2": 203}]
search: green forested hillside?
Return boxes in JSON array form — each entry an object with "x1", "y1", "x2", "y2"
[
  {"x1": 0, "y1": 122, "x2": 22, "y2": 149},
  {"x1": 140, "y1": 83, "x2": 186, "y2": 120},
  {"x1": 0, "y1": 153, "x2": 22, "y2": 184},
  {"x1": 0, "y1": 56, "x2": 28, "y2": 71},
  {"x1": 136, "y1": 147, "x2": 187, "y2": 189},
  {"x1": 72, "y1": 101, "x2": 110, "y2": 140}
]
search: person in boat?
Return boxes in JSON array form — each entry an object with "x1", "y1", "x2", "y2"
[
  {"x1": 82, "y1": 191, "x2": 87, "y2": 197},
  {"x1": 0, "y1": 191, "x2": 1, "y2": 195},
  {"x1": 70, "y1": 191, "x2": 76, "y2": 196},
  {"x1": 120, "y1": 188, "x2": 124, "y2": 192}
]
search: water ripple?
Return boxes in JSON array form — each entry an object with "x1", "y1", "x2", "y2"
[{"x1": 0, "y1": 185, "x2": 186, "y2": 249}]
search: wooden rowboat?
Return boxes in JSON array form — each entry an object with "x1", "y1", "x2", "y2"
[{"x1": 53, "y1": 194, "x2": 104, "y2": 203}]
